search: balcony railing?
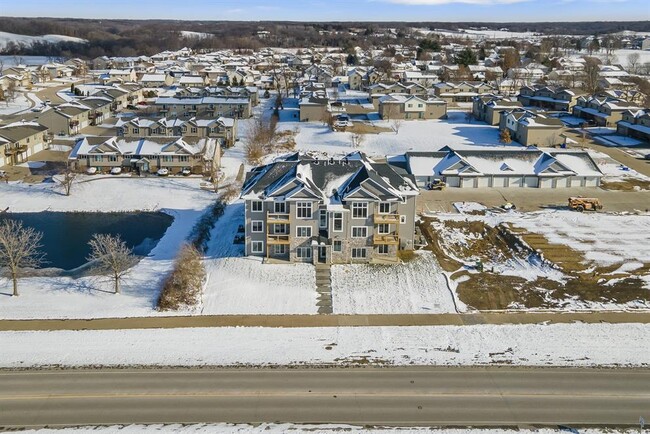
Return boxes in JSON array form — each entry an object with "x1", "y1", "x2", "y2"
[
  {"x1": 373, "y1": 213, "x2": 400, "y2": 224},
  {"x1": 267, "y1": 212, "x2": 290, "y2": 224},
  {"x1": 267, "y1": 234, "x2": 291, "y2": 245},
  {"x1": 4, "y1": 145, "x2": 28, "y2": 156},
  {"x1": 373, "y1": 234, "x2": 399, "y2": 245}
]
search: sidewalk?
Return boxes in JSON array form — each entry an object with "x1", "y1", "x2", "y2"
[{"x1": 1, "y1": 311, "x2": 649, "y2": 331}]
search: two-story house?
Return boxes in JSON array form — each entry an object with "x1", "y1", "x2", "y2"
[
  {"x1": 499, "y1": 109, "x2": 564, "y2": 146},
  {"x1": 241, "y1": 152, "x2": 419, "y2": 264},
  {"x1": 517, "y1": 85, "x2": 582, "y2": 111},
  {"x1": 616, "y1": 109, "x2": 650, "y2": 144},
  {"x1": 472, "y1": 94, "x2": 522, "y2": 125},
  {"x1": 378, "y1": 94, "x2": 447, "y2": 120}
]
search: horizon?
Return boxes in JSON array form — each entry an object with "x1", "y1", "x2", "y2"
[{"x1": 0, "y1": 0, "x2": 646, "y2": 23}]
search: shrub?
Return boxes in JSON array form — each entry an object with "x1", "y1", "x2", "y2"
[
  {"x1": 245, "y1": 141, "x2": 265, "y2": 165},
  {"x1": 157, "y1": 244, "x2": 206, "y2": 311}
]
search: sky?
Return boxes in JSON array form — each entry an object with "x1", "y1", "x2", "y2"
[{"x1": 0, "y1": 0, "x2": 647, "y2": 22}]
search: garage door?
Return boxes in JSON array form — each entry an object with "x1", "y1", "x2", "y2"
[
  {"x1": 524, "y1": 176, "x2": 539, "y2": 188},
  {"x1": 416, "y1": 176, "x2": 429, "y2": 188},
  {"x1": 558, "y1": 177, "x2": 570, "y2": 188},
  {"x1": 446, "y1": 176, "x2": 460, "y2": 188},
  {"x1": 477, "y1": 177, "x2": 490, "y2": 188},
  {"x1": 509, "y1": 177, "x2": 523, "y2": 188},
  {"x1": 492, "y1": 176, "x2": 507, "y2": 188},
  {"x1": 461, "y1": 177, "x2": 476, "y2": 188},
  {"x1": 539, "y1": 178, "x2": 553, "y2": 189},
  {"x1": 32, "y1": 143, "x2": 44, "y2": 154},
  {"x1": 585, "y1": 177, "x2": 599, "y2": 187}
]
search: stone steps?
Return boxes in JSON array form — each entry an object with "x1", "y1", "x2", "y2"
[{"x1": 315, "y1": 264, "x2": 333, "y2": 315}]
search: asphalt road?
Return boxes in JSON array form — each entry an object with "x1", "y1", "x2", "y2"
[{"x1": 1, "y1": 367, "x2": 648, "y2": 428}]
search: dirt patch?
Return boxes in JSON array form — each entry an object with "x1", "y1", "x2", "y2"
[
  {"x1": 601, "y1": 178, "x2": 650, "y2": 191},
  {"x1": 347, "y1": 123, "x2": 392, "y2": 135}
]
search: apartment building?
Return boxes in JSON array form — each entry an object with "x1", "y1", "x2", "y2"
[
  {"x1": 573, "y1": 95, "x2": 644, "y2": 127},
  {"x1": 241, "y1": 152, "x2": 419, "y2": 264},
  {"x1": 0, "y1": 121, "x2": 50, "y2": 166},
  {"x1": 616, "y1": 109, "x2": 650, "y2": 144},
  {"x1": 518, "y1": 85, "x2": 582, "y2": 111},
  {"x1": 499, "y1": 109, "x2": 564, "y2": 146},
  {"x1": 472, "y1": 94, "x2": 522, "y2": 125},
  {"x1": 117, "y1": 116, "x2": 237, "y2": 147}
]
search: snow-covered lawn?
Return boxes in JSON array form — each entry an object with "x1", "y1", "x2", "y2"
[
  {"x1": 595, "y1": 134, "x2": 647, "y2": 148},
  {"x1": 0, "y1": 93, "x2": 32, "y2": 115},
  {"x1": 278, "y1": 111, "x2": 512, "y2": 157},
  {"x1": 332, "y1": 251, "x2": 458, "y2": 314},
  {"x1": 0, "y1": 177, "x2": 217, "y2": 319},
  {"x1": 588, "y1": 150, "x2": 650, "y2": 183},
  {"x1": 1, "y1": 322, "x2": 647, "y2": 367},
  {"x1": 201, "y1": 202, "x2": 317, "y2": 315}
]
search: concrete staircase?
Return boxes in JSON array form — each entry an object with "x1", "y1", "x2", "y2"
[{"x1": 315, "y1": 264, "x2": 332, "y2": 314}]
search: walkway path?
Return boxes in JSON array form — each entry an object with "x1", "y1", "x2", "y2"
[
  {"x1": 1, "y1": 311, "x2": 649, "y2": 332},
  {"x1": 315, "y1": 264, "x2": 332, "y2": 314}
]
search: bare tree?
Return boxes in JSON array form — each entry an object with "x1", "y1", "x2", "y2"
[
  {"x1": 4, "y1": 80, "x2": 17, "y2": 106},
  {"x1": 58, "y1": 168, "x2": 77, "y2": 196},
  {"x1": 627, "y1": 53, "x2": 640, "y2": 74},
  {"x1": 87, "y1": 234, "x2": 136, "y2": 294},
  {"x1": 350, "y1": 133, "x2": 365, "y2": 148},
  {"x1": 0, "y1": 220, "x2": 44, "y2": 296},
  {"x1": 383, "y1": 104, "x2": 403, "y2": 134}
]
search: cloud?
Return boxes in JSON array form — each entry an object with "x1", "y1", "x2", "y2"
[{"x1": 381, "y1": 0, "x2": 529, "y2": 4}]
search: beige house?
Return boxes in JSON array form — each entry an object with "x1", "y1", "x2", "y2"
[
  {"x1": 117, "y1": 116, "x2": 237, "y2": 147},
  {"x1": 69, "y1": 136, "x2": 220, "y2": 175},
  {"x1": 154, "y1": 96, "x2": 252, "y2": 118},
  {"x1": 499, "y1": 109, "x2": 564, "y2": 147},
  {"x1": 616, "y1": 109, "x2": 650, "y2": 144},
  {"x1": 30, "y1": 105, "x2": 91, "y2": 136},
  {"x1": 368, "y1": 82, "x2": 428, "y2": 108},
  {"x1": 472, "y1": 94, "x2": 522, "y2": 125},
  {"x1": 378, "y1": 94, "x2": 447, "y2": 120},
  {"x1": 241, "y1": 152, "x2": 419, "y2": 264},
  {"x1": 573, "y1": 95, "x2": 644, "y2": 127},
  {"x1": 0, "y1": 121, "x2": 50, "y2": 166},
  {"x1": 299, "y1": 91, "x2": 330, "y2": 122},
  {"x1": 518, "y1": 85, "x2": 582, "y2": 111},
  {"x1": 433, "y1": 81, "x2": 496, "y2": 103}
]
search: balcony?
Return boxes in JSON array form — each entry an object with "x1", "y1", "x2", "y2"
[
  {"x1": 267, "y1": 234, "x2": 290, "y2": 245},
  {"x1": 373, "y1": 213, "x2": 400, "y2": 224},
  {"x1": 267, "y1": 212, "x2": 290, "y2": 224},
  {"x1": 4, "y1": 145, "x2": 28, "y2": 156},
  {"x1": 373, "y1": 234, "x2": 399, "y2": 245}
]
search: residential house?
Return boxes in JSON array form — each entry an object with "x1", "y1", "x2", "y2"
[
  {"x1": 518, "y1": 85, "x2": 582, "y2": 111},
  {"x1": 0, "y1": 121, "x2": 49, "y2": 166},
  {"x1": 29, "y1": 105, "x2": 91, "y2": 136},
  {"x1": 299, "y1": 91, "x2": 330, "y2": 122},
  {"x1": 573, "y1": 95, "x2": 644, "y2": 127},
  {"x1": 472, "y1": 94, "x2": 522, "y2": 125},
  {"x1": 117, "y1": 116, "x2": 237, "y2": 147},
  {"x1": 140, "y1": 73, "x2": 175, "y2": 87},
  {"x1": 433, "y1": 82, "x2": 496, "y2": 104},
  {"x1": 240, "y1": 152, "x2": 419, "y2": 264},
  {"x1": 154, "y1": 96, "x2": 252, "y2": 118},
  {"x1": 616, "y1": 109, "x2": 650, "y2": 144},
  {"x1": 499, "y1": 109, "x2": 564, "y2": 146},
  {"x1": 69, "y1": 136, "x2": 220, "y2": 175},
  {"x1": 378, "y1": 94, "x2": 447, "y2": 120}
]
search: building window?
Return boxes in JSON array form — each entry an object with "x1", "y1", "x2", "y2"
[
  {"x1": 333, "y1": 212, "x2": 343, "y2": 232},
  {"x1": 296, "y1": 201, "x2": 312, "y2": 219},
  {"x1": 94, "y1": 155, "x2": 102, "y2": 162},
  {"x1": 273, "y1": 245, "x2": 287, "y2": 255},
  {"x1": 251, "y1": 201, "x2": 263, "y2": 212},
  {"x1": 274, "y1": 202, "x2": 286, "y2": 214},
  {"x1": 272, "y1": 224, "x2": 288, "y2": 235},
  {"x1": 352, "y1": 226, "x2": 368, "y2": 238},
  {"x1": 296, "y1": 226, "x2": 312, "y2": 238},
  {"x1": 319, "y1": 210, "x2": 327, "y2": 228},
  {"x1": 133, "y1": 128, "x2": 139, "y2": 134},
  {"x1": 333, "y1": 240, "x2": 342, "y2": 252},
  {"x1": 251, "y1": 241, "x2": 263, "y2": 253},
  {"x1": 400, "y1": 215, "x2": 407, "y2": 224},
  {"x1": 251, "y1": 221, "x2": 264, "y2": 233},
  {"x1": 296, "y1": 247, "x2": 312, "y2": 259},
  {"x1": 163, "y1": 156, "x2": 173, "y2": 162},
  {"x1": 378, "y1": 245, "x2": 389, "y2": 254},
  {"x1": 352, "y1": 202, "x2": 368, "y2": 218},
  {"x1": 179, "y1": 156, "x2": 189, "y2": 162},
  {"x1": 378, "y1": 223, "x2": 390, "y2": 234},
  {"x1": 379, "y1": 202, "x2": 391, "y2": 214},
  {"x1": 191, "y1": 127, "x2": 197, "y2": 133},
  {"x1": 109, "y1": 155, "x2": 118, "y2": 162},
  {"x1": 351, "y1": 248, "x2": 367, "y2": 259}
]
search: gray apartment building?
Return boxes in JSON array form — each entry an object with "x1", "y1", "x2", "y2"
[{"x1": 241, "y1": 152, "x2": 419, "y2": 264}]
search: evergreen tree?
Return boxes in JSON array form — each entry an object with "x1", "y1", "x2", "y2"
[{"x1": 454, "y1": 48, "x2": 477, "y2": 67}]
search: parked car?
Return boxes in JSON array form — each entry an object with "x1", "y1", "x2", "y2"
[
  {"x1": 109, "y1": 167, "x2": 122, "y2": 175},
  {"x1": 156, "y1": 168, "x2": 169, "y2": 176},
  {"x1": 31, "y1": 106, "x2": 43, "y2": 112},
  {"x1": 126, "y1": 104, "x2": 138, "y2": 110},
  {"x1": 86, "y1": 167, "x2": 98, "y2": 175},
  {"x1": 181, "y1": 168, "x2": 192, "y2": 176},
  {"x1": 645, "y1": 153, "x2": 650, "y2": 160}
]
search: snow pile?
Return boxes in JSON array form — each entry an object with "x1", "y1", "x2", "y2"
[
  {"x1": 332, "y1": 251, "x2": 458, "y2": 314},
  {"x1": 1, "y1": 323, "x2": 647, "y2": 367},
  {"x1": 453, "y1": 201, "x2": 487, "y2": 214}
]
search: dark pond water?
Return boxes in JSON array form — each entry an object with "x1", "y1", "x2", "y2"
[{"x1": 0, "y1": 212, "x2": 174, "y2": 270}]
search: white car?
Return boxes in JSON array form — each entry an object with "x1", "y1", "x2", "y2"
[
  {"x1": 86, "y1": 167, "x2": 98, "y2": 175},
  {"x1": 110, "y1": 167, "x2": 122, "y2": 175},
  {"x1": 181, "y1": 168, "x2": 192, "y2": 176},
  {"x1": 157, "y1": 168, "x2": 169, "y2": 176}
]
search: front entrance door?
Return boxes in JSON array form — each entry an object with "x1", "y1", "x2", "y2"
[{"x1": 318, "y1": 246, "x2": 327, "y2": 264}]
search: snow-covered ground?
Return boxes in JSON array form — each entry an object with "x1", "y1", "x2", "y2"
[
  {"x1": 332, "y1": 251, "x2": 458, "y2": 314},
  {"x1": 0, "y1": 31, "x2": 86, "y2": 50},
  {"x1": 15, "y1": 425, "x2": 636, "y2": 434},
  {"x1": 278, "y1": 111, "x2": 511, "y2": 157},
  {"x1": 588, "y1": 150, "x2": 650, "y2": 183},
  {"x1": 1, "y1": 322, "x2": 647, "y2": 367},
  {"x1": 201, "y1": 202, "x2": 317, "y2": 315},
  {"x1": 0, "y1": 93, "x2": 32, "y2": 115},
  {"x1": 0, "y1": 177, "x2": 217, "y2": 319}
]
